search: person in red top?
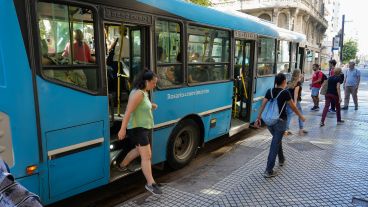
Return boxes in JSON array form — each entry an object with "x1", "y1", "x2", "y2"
[
  {"x1": 310, "y1": 64, "x2": 323, "y2": 110},
  {"x1": 63, "y1": 29, "x2": 95, "y2": 63}
]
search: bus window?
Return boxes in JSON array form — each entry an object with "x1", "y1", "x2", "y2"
[
  {"x1": 155, "y1": 20, "x2": 183, "y2": 88},
  {"x1": 257, "y1": 37, "x2": 275, "y2": 76},
  {"x1": 187, "y1": 25, "x2": 230, "y2": 83},
  {"x1": 277, "y1": 40, "x2": 290, "y2": 73},
  {"x1": 37, "y1": 2, "x2": 99, "y2": 91}
]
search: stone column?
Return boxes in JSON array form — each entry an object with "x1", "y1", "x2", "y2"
[
  {"x1": 272, "y1": 8, "x2": 280, "y2": 25},
  {"x1": 290, "y1": 8, "x2": 299, "y2": 31}
]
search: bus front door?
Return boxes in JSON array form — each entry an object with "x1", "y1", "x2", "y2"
[
  {"x1": 104, "y1": 23, "x2": 149, "y2": 181},
  {"x1": 230, "y1": 40, "x2": 255, "y2": 136}
]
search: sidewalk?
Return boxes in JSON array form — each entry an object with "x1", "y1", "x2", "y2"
[{"x1": 117, "y1": 71, "x2": 368, "y2": 207}]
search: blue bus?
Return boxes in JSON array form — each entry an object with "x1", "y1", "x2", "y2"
[{"x1": 0, "y1": 0, "x2": 305, "y2": 204}]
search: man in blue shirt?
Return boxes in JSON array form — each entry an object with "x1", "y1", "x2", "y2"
[{"x1": 342, "y1": 61, "x2": 361, "y2": 110}]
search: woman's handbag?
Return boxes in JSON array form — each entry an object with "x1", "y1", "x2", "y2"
[{"x1": 320, "y1": 81, "x2": 328, "y2": 95}]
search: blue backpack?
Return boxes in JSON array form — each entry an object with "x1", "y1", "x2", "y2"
[
  {"x1": 0, "y1": 160, "x2": 43, "y2": 207},
  {"x1": 261, "y1": 88, "x2": 287, "y2": 126}
]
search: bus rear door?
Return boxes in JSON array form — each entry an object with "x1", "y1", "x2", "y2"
[{"x1": 231, "y1": 39, "x2": 255, "y2": 135}]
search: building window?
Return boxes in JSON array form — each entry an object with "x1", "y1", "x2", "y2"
[
  {"x1": 278, "y1": 13, "x2": 289, "y2": 29},
  {"x1": 259, "y1": 13, "x2": 272, "y2": 22}
]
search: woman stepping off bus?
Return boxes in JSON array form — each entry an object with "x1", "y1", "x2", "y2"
[{"x1": 116, "y1": 69, "x2": 162, "y2": 195}]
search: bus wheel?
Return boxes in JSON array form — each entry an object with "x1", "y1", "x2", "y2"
[{"x1": 167, "y1": 119, "x2": 200, "y2": 169}]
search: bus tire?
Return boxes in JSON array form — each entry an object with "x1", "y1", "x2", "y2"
[{"x1": 167, "y1": 119, "x2": 200, "y2": 170}]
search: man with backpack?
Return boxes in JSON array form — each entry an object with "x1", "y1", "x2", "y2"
[
  {"x1": 310, "y1": 64, "x2": 325, "y2": 111},
  {"x1": 255, "y1": 73, "x2": 306, "y2": 178}
]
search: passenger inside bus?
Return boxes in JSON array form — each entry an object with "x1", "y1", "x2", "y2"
[
  {"x1": 190, "y1": 52, "x2": 201, "y2": 63},
  {"x1": 157, "y1": 47, "x2": 179, "y2": 87},
  {"x1": 41, "y1": 37, "x2": 88, "y2": 88},
  {"x1": 158, "y1": 67, "x2": 178, "y2": 87},
  {"x1": 189, "y1": 56, "x2": 217, "y2": 83},
  {"x1": 106, "y1": 28, "x2": 130, "y2": 98},
  {"x1": 63, "y1": 29, "x2": 95, "y2": 64},
  {"x1": 189, "y1": 65, "x2": 210, "y2": 83}
]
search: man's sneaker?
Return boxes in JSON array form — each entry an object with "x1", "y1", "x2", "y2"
[
  {"x1": 337, "y1": 120, "x2": 345, "y2": 125},
  {"x1": 311, "y1": 106, "x2": 318, "y2": 111},
  {"x1": 284, "y1": 131, "x2": 292, "y2": 136},
  {"x1": 263, "y1": 170, "x2": 277, "y2": 178},
  {"x1": 279, "y1": 160, "x2": 285, "y2": 167},
  {"x1": 329, "y1": 109, "x2": 336, "y2": 113},
  {"x1": 145, "y1": 183, "x2": 163, "y2": 195},
  {"x1": 341, "y1": 106, "x2": 348, "y2": 110},
  {"x1": 355, "y1": 106, "x2": 358, "y2": 110}
]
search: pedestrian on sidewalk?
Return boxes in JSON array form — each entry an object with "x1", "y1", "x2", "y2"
[
  {"x1": 117, "y1": 69, "x2": 163, "y2": 195},
  {"x1": 310, "y1": 64, "x2": 324, "y2": 111},
  {"x1": 320, "y1": 67, "x2": 344, "y2": 126},
  {"x1": 328, "y1": 60, "x2": 344, "y2": 113},
  {"x1": 342, "y1": 61, "x2": 360, "y2": 110},
  {"x1": 255, "y1": 73, "x2": 306, "y2": 178},
  {"x1": 285, "y1": 69, "x2": 308, "y2": 136}
]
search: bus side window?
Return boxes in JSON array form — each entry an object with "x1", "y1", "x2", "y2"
[
  {"x1": 37, "y1": 2, "x2": 99, "y2": 91},
  {"x1": 187, "y1": 25, "x2": 230, "y2": 83},
  {"x1": 155, "y1": 20, "x2": 183, "y2": 89},
  {"x1": 257, "y1": 37, "x2": 276, "y2": 76},
  {"x1": 277, "y1": 40, "x2": 291, "y2": 73}
]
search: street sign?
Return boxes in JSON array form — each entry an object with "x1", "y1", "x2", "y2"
[{"x1": 333, "y1": 37, "x2": 340, "y2": 50}]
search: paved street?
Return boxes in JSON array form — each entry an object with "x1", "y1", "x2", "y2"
[{"x1": 117, "y1": 68, "x2": 368, "y2": 207}]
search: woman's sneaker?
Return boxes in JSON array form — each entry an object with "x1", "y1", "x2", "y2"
[
  {"x1": 113, "y1": 162, "x2": 132, "y2": 173},
  {"x1": 145, "y1": 183, "x2": 163, "y2": 195},
  {"x1": 299, "y1": 129, "x2": 308, "y2": 136},
  {"x1": 263, "y1": 170, "x2": 277, "y2": 178}
]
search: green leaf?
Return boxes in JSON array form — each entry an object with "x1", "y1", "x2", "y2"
[{"x1": 188, "y1": 0, "x2": 212, "y2": 6}]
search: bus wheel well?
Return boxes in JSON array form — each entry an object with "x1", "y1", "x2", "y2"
[{"x1": 181, "y1": 115, "x2": 205, "y2": 147}]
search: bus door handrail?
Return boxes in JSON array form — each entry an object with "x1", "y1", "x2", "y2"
[{"x1": 117, "y1": 23, "x2": 125, "y2": 116}]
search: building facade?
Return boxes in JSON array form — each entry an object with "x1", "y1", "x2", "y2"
[
  {"x1": 212, "y1": 0, "x2": 329, "y2": 73},
  {"x1": 322, "y1": 0, "x2": 341, "y2": 68}
]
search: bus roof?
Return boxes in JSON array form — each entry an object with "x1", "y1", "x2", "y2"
[
  {"x1": 137, "y1": 0, "x2": 279, "y2": 37},
  {"x1": 220, "y1": 8, "x2": 307, "y2": 42},
  {"x1": 274, "y1": 27, "x2": 306, "y2": 42}
]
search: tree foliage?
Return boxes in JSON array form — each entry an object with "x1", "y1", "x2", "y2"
[
  {"x1": 342, "y1": 39, "x2": 358, "y2": 63},
  {"x1": 188, "y1": 0, "x2": 212, "y2": 6}
]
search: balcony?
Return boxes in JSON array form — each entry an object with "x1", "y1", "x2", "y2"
[{"x1": 213, "y1": 0, "x2": 328, "y2": 28}]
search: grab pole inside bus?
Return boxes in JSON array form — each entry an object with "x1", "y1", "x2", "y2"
[
  {"x1": 202, "y1": 33, "x2": 209, "y2": 62},
  {"x1": 117, "y1": 24, "x2": 125, "y2": 116},
  {"x1": 241, "y1": 69, "x2": 248, "y2": 99}
]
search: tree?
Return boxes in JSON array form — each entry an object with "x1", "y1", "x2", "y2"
[
  {"x1": 342, "y1": 39, "x2": 358, "y2": 64},
  {"x1": 188, "y1": 0, "x2": 212, "y2": 6}
]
